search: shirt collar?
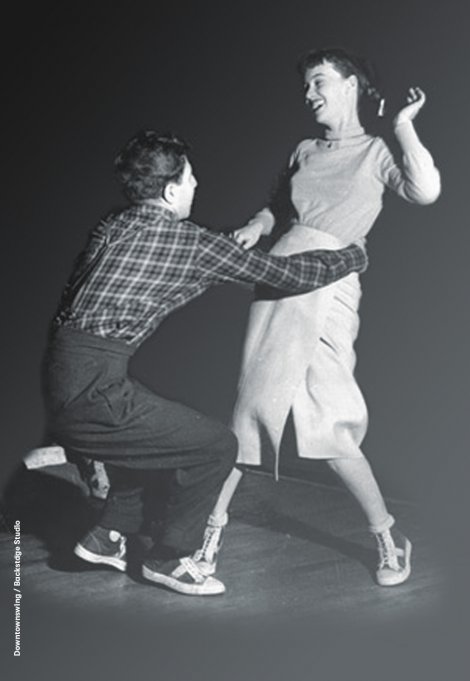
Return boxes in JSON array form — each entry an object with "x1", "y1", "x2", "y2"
[
  {"x1": 321, "y1": 124, "x2": 366, "y2": 141},
  {"x1": 316, "y1": 125, "x2": 369, "y2": 151},
  {"x1": 133, "y1": 200, "x2": 179, "y2": 222}
]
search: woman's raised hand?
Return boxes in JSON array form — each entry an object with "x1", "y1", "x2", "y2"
[
  {"x1": 394, "y1": 87, "x2": 426, "y2": 127},
  {"x1": 231, "y1": 221, "x2": 265, "y2": 250}
]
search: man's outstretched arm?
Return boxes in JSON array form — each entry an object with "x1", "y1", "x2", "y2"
[{"x1": 196, "y1": 228, "x2": 367, "y2": 293}]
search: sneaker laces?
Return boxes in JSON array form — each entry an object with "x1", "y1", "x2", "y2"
[
  {"x1": 108, "y1": 531, "x2": 126, "y2": 558},
  {"x1": 178, "y1": 557, "x2": 207, "y2": 584},
  {"x1": 375, "y1": 529, "x2": 400, "y2": 571},
  {"x1": 117, "y1": 536, "x2": 126, "y2": 559},
  {"x1": 193, "y1": 524, "x2": 223, "y2": 564}
]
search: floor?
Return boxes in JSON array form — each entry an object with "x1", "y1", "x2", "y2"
[{"x1": 0, "y1": 461, "x2": 444, "y2": 626}]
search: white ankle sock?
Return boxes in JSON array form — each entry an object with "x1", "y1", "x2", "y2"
[
  {"x1": 368, "y1": 514, "x2": 395, "y2": 535},
  {"x1": 208, "y1": 512, "x2": 228, "y2": 527}
]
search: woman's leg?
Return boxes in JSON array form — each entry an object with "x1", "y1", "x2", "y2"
[
  {"x1": 326, "y1": 457, "x2": 393, "y2": 532},
  {"x1": 326, "y1": 456, "x2": 412, "y2": 586},
  {"x1": 210, "y1": 466, "x2": 244, "y2": 521},
  {"x1": 192, "y1": 466, "x2": 244, "y2": 574}
]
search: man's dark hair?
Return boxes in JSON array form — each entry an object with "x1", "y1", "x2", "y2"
[{"x1": 114, "y1": 131, "x2": 190, "y2": 203}]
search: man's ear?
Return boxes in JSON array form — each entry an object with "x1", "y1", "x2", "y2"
[{"x1": 163, "y1": 181, "x2": 176, "y2": 205}]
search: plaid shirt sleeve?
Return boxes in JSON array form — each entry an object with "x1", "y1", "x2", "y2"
[{"x1": 196, "y1": 228, "x2": 367, "y2": 293}]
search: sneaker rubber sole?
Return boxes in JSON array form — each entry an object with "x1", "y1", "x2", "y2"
[
  {"x1": 142, "y1": 564, "x2": 225, "y2": 596},
  {"x1": 74, "y1": 542, "x2": 127, "y2": 572}
]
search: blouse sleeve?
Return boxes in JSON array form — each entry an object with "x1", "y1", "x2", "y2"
[{"x1": 377, "y1": 122, "x2": 441, "y2": 205}]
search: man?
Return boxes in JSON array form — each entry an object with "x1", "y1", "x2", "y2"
[{"x1": 43, "y1": 131, "x2": 367, "y2": 596}]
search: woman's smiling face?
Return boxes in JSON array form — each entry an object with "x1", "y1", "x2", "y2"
[{"x1": 304, "y1": 61, "x2": 358, "y2": 128}]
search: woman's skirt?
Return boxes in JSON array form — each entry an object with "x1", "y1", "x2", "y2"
[{"x1": 233, "y1": 225, "x2": 368, "y2": 477}]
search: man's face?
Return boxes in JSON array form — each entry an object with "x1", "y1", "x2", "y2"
[{"x1": 171, "y1": 158, "x2": 198, "y2": 219}]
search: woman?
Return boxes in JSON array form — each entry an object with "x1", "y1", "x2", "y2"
[{"x1": 194, "y1": 48, "x2": 441, "y2": 587}]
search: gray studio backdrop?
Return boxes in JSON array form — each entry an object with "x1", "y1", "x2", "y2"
[{"x1": 2, "y1": 0, "x2": 468, "y2": 676}]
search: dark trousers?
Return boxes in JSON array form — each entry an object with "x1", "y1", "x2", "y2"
[{"x1": 43, "y1": 327, "x2": 237, "y2": 556}]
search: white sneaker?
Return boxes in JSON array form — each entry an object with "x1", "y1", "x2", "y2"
[
  {"x1": 74, "y1": 526, "x2": 127, "y2": 572},
  {"x1": 375, "y1": 528, "x2": 412, "y2": 586},
  {"x1": 142, "y1": 556, "x2": 225, "y2": 595}
]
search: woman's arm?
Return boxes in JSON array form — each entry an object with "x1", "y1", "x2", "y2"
[
  {"x1": 381, "y1": 87, "x2": 441, "y2": 204},
  {"x1": 232, "y1": 142, "x2": 304, "y2": 249}
]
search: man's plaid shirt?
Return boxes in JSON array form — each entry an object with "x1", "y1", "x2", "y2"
[{"x1": 53, "y1": 203, "x2": 366, "y2": 347}]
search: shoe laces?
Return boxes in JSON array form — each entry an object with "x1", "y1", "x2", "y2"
[
  {"x1": 375, "y1": 529, "x2": 400, "y2": 571},
  {"x1": 117, "y1": 536, "x2": 126, "y2": 559},
  {"x1": 109, "y1": 531, "x2": 126, "y2": 558},
  {"x1": 193, "y1": 524, "x2": 223, "y2": 564},
  {"x1": 179, "y1": 557, "x2": 207, "y2": 584}
]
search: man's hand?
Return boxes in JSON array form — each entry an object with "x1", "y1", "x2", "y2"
[
  {"x1": 231, "y1": 221, "x2": 265, "y2": 250},
  {"x1": 393, "y1": 86, "x2": 426, "y2": 127}
]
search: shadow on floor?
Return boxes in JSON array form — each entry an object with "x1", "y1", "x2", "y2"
[
  {"x1": 0, "y1": 465, "x2": 168, "y2": 578},
  {"x1": 1, "y1": 465, "x2": 376, "y2": 579},
  {"x1": 1, "y1": 465, "x2": 102, "y2": 566},
  {"x1": 246, "y1": 509, "x2": 376, "y2": 577}
]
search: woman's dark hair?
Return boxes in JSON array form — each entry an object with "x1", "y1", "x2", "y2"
[
  {"x1": 114, "y1": 131, "x2": 190, "y2": 202},
  {"x1": 297, "y1": 47, "x2": 382, "y2": 109}
]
